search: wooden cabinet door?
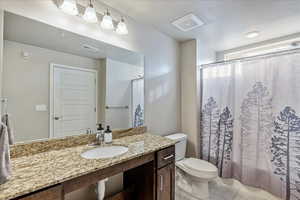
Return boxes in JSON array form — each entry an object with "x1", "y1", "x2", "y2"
[{"x1": 157, "y1": 163, "x2": 175, "y2": 200}]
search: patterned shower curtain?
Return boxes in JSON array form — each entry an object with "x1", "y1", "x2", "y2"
[
  {"x1": 131, "y1": 78, "x2": 144, "y2": 127},
  {"x1": 200, "y1": 52, "x2": 300, "y2": 200}
]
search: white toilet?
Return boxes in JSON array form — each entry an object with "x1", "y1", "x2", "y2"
[{"x1": 165, "y1": 133, "x2": 218, "y2": 200}]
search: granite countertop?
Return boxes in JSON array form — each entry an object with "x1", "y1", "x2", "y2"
[{"x1": 0, "y1": 133, "x2": 175, "y2": 200}]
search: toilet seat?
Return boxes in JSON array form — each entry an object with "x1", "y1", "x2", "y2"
[{"x1": 176, "y1": 158, "x2": 218, "y2": 180}]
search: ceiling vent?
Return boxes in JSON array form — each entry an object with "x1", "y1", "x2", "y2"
[{"x1": 172, "y1": 13, "x2": 204, "y2": 32}]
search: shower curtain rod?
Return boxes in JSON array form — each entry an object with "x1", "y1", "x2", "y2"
[
  {"x1": 131, "y1": 77, "x2": 144, "y2": 81},
  {"x1": 200, "y1": 47, "x2": 300, "y2": 68}
]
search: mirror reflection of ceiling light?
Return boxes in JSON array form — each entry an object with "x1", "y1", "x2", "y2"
[
  {"x1": 245, "y1": 31, "x2": 260, "y2": 38},
  {"x1": 101, "y1": 9, "x2": 114, "y2": 30},
  {"x1": 116, "y1": 18, "x2": 128, "y2": 35},
  {"x1": 82, "y1": 0, "x2": 98, "y2": 23},
  {"x1": 60, "y1": 0, "x2": 79, "y2": 16}
]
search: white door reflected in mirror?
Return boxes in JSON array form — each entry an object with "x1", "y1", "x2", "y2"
[{"x1": 50, "y1": 64, "x2": 97, "y2": 138}]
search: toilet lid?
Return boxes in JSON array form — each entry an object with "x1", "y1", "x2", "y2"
[{"x1": 176, "y1": 158, "x2": 218, "y2": 179}]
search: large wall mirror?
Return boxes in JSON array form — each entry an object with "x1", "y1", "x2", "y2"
[{"x1": 1, "y1": 12, "x2": 145, "y2": 143}]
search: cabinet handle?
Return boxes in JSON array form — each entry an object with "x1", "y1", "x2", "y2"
[
  {"x1": 160, "y1": 175, "x2": 164, "y2": 191},
  {"x1": 163, "y1": 154, "x2": 174, "y2": 160}
]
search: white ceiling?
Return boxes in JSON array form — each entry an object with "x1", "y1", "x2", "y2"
[
  {"x1": 4, "y1": 12, "x2": 144, "y2": 66},
  {"x1": 98, "y1": 0, "x2": 300, "y2": 51}
]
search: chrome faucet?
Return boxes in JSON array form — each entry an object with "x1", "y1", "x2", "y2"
[{"x1": 86, "y1": 128, "x2": 92, "y2": 134}]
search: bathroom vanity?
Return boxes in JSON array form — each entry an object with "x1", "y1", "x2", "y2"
[{"x1": 0, "y1": 133, "x2": 176, "y2": 200}]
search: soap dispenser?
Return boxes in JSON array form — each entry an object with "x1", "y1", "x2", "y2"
[
  {"x1": 104, "y1": 125, "x2": 112, "y2": 144},
  {"x1": 96, "y1": 123, "x2": 104, "y2": 145}
]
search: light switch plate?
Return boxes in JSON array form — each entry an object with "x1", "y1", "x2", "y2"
[{"x1": 35, "y1": 104, "x2": 47, "y2": 112}]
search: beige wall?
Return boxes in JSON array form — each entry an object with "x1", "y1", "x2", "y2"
[
  {"x1": 183, "y1": 39, "x2": 216, "y2": 158},
  {"x1": 3, "y1": 40, "x2": 102, "y2": 142},
  {"x1": 180, "y1": 39, "x2": 199, "y2": 158},
  {"x1": 0, "y1": 10, "x2": 3, "y2": 114}
]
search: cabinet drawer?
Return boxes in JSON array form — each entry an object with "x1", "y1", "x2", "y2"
[
  {"x1": 16, "y1": 185, "x2": 63, "y2": 200},
  {"x1": 157, "y1": 146, "x2": 175, "y2": 169}
]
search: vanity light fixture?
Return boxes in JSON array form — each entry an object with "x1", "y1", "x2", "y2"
[
  {"x1": 57, "y1": 1, "x2": 129, "y2": 35},
  {"x1": 101, "y1": 9, "x2": 114, "y2": 30},
  {"x1": 60, "y1": 0, "x2": 79, "y2": 16},
  {"x1": 82, "y1": 0, "x2": 98, "y2": 23},
  {"x1": 116, "y1": 18, "x2": 128, "y2": 35}
]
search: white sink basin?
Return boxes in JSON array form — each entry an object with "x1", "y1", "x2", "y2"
[{"x1": 81, "y1": 145, "x2": 128, "y2": 159}]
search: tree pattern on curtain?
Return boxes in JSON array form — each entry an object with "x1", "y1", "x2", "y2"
[
  {"x1": 271, "y1": 106, "x2": 300, "y2": 200},
  {"x1": 134, "y1": 104, "x2": 144, "y2": 127},
  {"x1": 202, "y1": 90, "x2": 300, "y2": 200},
  {"x1": 216, "y1": 107, "x2": 234, "y2": 177},
  {"x1": 240, "y1": 82, "x2": 273, "y2": 188},
  {"x1": 201, "y1": 97, "x2": 220, "y2": 164}
]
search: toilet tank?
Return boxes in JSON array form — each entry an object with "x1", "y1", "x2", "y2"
[{"x1": 165, "y1": 133, "x2": 187, "y2": 161}]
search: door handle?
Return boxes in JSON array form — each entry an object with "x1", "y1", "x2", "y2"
[{"x1": 53, "y1": 116, "x2": 62, "y2": 120}]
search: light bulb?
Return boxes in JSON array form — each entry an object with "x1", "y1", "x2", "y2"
[
  {"x1": 82, "y1": 4, "x2": 98, "y2": 23},
  {"x1": 245, "y1": 31, "x2": 260, "y2": 38},
  {"x1": 60, "y1": 0, "x2": 78, "y2": 16},
  {"x1": 116, "y1": 18, "x2": 128, "y2": 35},
  {"x1": 101, "y1": 10, "x2": 114, "y2": 30}
]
